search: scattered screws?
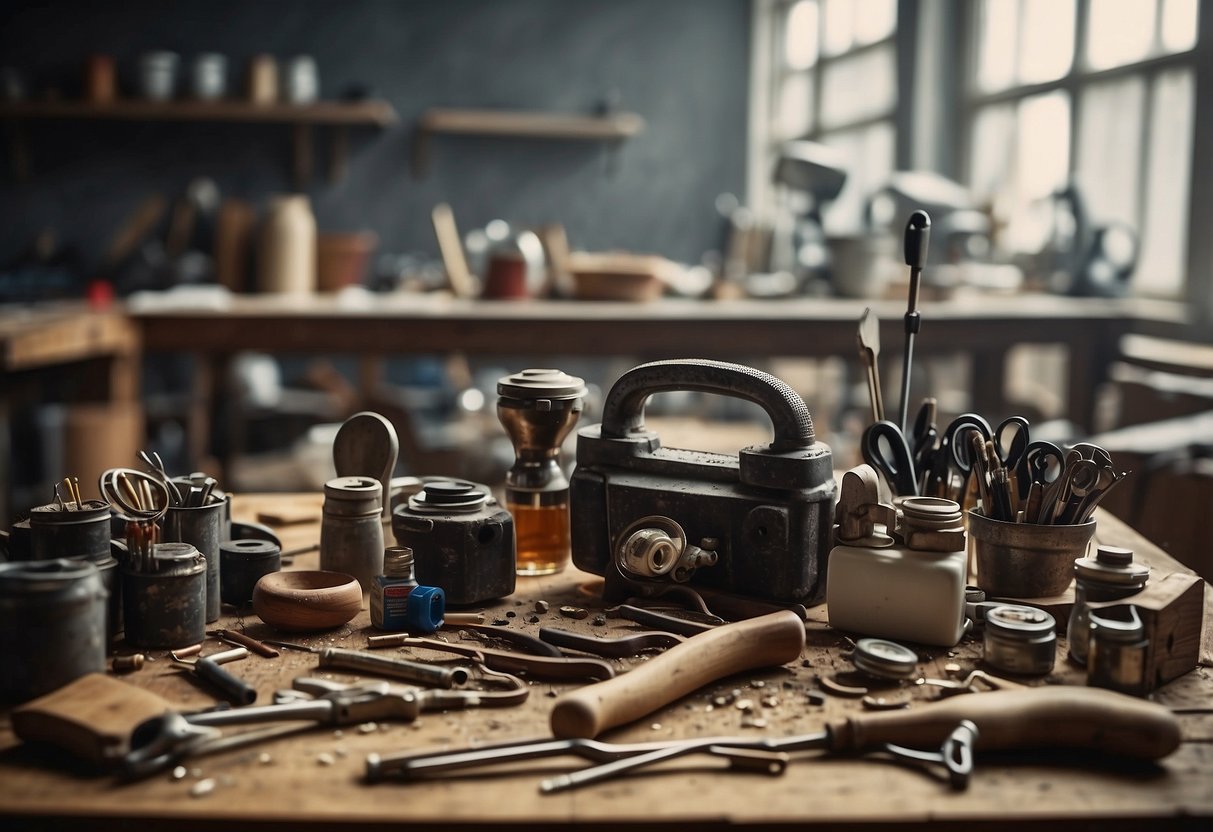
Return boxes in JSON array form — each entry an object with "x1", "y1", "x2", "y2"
[
  {"x1": 751, "y1": 680, "x2": 766, "y2": 689},
  {"x1": 258, "y1": 753, "x2": 273, "y2": 765},
  {"x1": 171, "y1": 765, "x2": 188, "y2": 781},
  {"x1": 189, "y1": 778, "x2": 216, "y2": 798},
  {"x1": 535, "y1": 600, "x2": 550, "y2": 614},
  {"x1": 761, "y1": 696, "x2": 779, "y2": 708},
  {"x1": 559, "y1": 605, "x2": 588, "y2": 620},
  {"x1": 317, "y1": 753, "x2": 335, "y2": 766},
  {"x1": 650, "y1": 723, "x2": 662, "y2": 731},
  {"x1": 358, "y1": 723, "x2": 378, "y2": 734},
  {"x1": 591, "y1": 615, "x2": 607, "y2": 626},
  {"x1": 525, "y1": 614, "x2": 540, "y2": 624},
  {"x1": 735, "y1": 698, "x2": 754, "y2": 712}
]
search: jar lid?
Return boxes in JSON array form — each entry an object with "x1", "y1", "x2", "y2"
[
  {"x1": 985, "y1": 604, "x2": 1055, "y2": 638},
  {"x1": 1074, "y1": 545, "x2": 1149, "y2": 585},
  {"x1": 497, "y1": 368, "x2": 587, "y2": 401},
  {"x1": 852, "y1": 638, "x2": 919, "y2": 680},
  {"x1": 220, "y1": 539, "x2": 279, "y2": 558},
  {"x1": 324, "y1": 476, "x2": 382, "y2": 498},
  {"x1": 407, "y1": 480, "x2": 489, "y2": 513},
  {"x1": 0, "y1": 558, "x2": 98, "y2": 592},
  {"x1": 900, "y1": 496, "x2": 962, "y2": 528}
]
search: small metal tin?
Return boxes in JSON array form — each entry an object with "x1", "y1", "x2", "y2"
[
  {"x1": 1068, "y1": 545, "x2": 1149, "y2": 665},
  {"x1": 1087, "y1": 605, "x2": 1149, "y2": 696},
  {"x1": 852, "y1": 638, "x2": 919, "y2": 680},
  {"x1": 983, "y1": 604, "x2": 1057, "y2": 675},
  {"x1": 29, "y1": 499, "x2": 111, "y2": 562},
  {"x1": 122, "y1": 542, "x2": 207, "y2": 649},
  {"x1": 391, "y1": 479, "x2": 515, "y2": 605},
  {"x1": 0, "y1": 559, "x2": 107, "y2": 702},
  {"x1": 164, "y1": 500, "x2": 225, "y2": 623},
  {"x1": 220, "y1": 538, "x2": 281, "y2": 606}
]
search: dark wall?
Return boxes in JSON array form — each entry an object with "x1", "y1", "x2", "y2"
[{"x1": 0, "y1": 0, "x2": 750, "y2": 270}]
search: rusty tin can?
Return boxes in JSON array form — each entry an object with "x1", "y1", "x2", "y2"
[
  {"x1": 0, "y1": 559, "x2": 107, "y2": 702},
  {"x1": 164, "y1": 500, "x2": 225, "y2": 623},
  {"x1": 122, "y1": 542, "x2": 206, "y2": 649},
  {"x1": 29, "y1": 499, "x2": 111, "y2": 562}
]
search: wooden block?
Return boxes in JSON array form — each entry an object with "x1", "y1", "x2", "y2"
[{"x1": 1091, "y1": 571, "x2": 1205, "y2": 692}]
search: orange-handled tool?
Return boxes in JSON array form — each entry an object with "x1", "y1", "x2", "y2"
[{"x1": 550, "y1": 610, "x2": 806, "y2": 739}]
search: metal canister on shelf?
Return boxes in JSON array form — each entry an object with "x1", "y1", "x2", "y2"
[
  {"x1": 220, "y1": 538, "x2": 281, "y2": 606},
  {"x1": 982, "y1": 604, "x2": 1057, "y2": 676},
  {"x1": 29, "y1": 499, "x2": 111, "y2": 562},
  {"x1": 0, "y1": 559, "x2": 107, "y2": 703},
  {"x1": 321, "y1": 476, "x2": 384, "y2": 594},
  {"x1": 163, "y1": 499, "x2": 225, "y2": 622},
  {"x1": 1067, "y1": 545, "x2": 1148, "y2": 666},
  {"x1": 122, "y1": 542, "x2": 206, "y2": 649},
  {"x1": 1087, "y1": 605, "x2": 1149, "y2": 696}
]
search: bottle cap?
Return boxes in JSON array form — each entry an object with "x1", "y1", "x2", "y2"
[
  {"x1": 406, "y1": 585, "x2": 446, "y2": 633},
  {"x1": 497, "y1": 368, "x2": 587, "y2": 401}
]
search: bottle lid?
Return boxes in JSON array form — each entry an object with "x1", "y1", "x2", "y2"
[
  {"x1": 985, "y1": 604, "x2": 1055, "y2": 639},
  {"x1": 383, "y1": 546, "x2": 415, "y2": 578},
  {"x1": 497, "y1": 368, "x2": 587, "y2": 401},
  {"x1": 1074, "y1": 545, "x2": 1149, "y2": 586},
  {"x1": 852, "y1": 638, "x2": 919, "y2": 680},
  {"x1": 406, "y1": 585, "x2": 446, "y2": 633},
  {"x1": 407, "y1": 480, "x2": 489, "y2": 513}
]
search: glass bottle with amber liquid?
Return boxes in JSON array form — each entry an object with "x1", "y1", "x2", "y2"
[{"x1": 497, "y1": 369, "x2": 586, "y2": 575}]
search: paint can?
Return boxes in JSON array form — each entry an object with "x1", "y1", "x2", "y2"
[{"x1": 122, "y1": 542, "x2": 206, "y2": 649}]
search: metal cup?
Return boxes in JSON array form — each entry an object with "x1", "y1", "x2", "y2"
[
  {"x1": 967, "y1": 509, "x2": 1096, "y2": 597},
  {"x1": 163, "y1": 500, "x2": 225, "y2": 621}
]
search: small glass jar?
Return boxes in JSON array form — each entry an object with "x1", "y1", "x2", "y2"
[
  {"x1": 1068, "y1": 545, "x2": 1148, "y2": 666},
  {"x1": 983, "y1": 604, "x2": 1057, "y2": 675}
]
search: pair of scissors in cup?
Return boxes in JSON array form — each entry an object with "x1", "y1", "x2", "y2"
[{"x1": 861, "y1": 420, "x2": 918, "y2": 497}]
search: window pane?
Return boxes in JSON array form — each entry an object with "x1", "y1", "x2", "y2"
[
  {"x1": 976, "y1": 0, "x2": 1019, "y2": 92},
  {"x1": 1160, "y1": 0, "x2": 1198, "y2": 52},
  {"x1": 820, "y1": 45, "x2": 896, "y2": 129},
  {"x1": 785, "y1": 0, "x2": 820, "y2": 70},
  {"x1": 1087, "y1": 0, "x2": 1157, "y2": 70},
  {"x1": 1076, "y1": 76, "x2": 1145, "y2": 227},
  {"x1": 822, "y1": 0, "x2": 855, "y2": 56},
  {"x1": 854, "y1": 0, "x2": 897, "y2": 45},
  {"x1": 1018, "y1": 0, "x2": 1075, "y2": 84},
  {"x1": 969, "y1": 103, "x2": 1017, "y2": 203},
  {"x1": 1137, "y1": 68, "x2": 1194, "y2": 297},
  {"x1": 820, "y1": 122, "x2": 896, "y2": 233},
  {"x1": 776, "y1": 72, "x2": 815, "y2": 139},
  {"x1": 1008, "y1": 91, "x2": 1071, "y2": 251}
]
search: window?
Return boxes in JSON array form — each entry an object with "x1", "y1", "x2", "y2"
[
  {"x1": 964, "y1": 0, "x2": 1200, "y2": 297},
  {"x1": 756, "y1": 0, "x2": 900, "y2": 233}
]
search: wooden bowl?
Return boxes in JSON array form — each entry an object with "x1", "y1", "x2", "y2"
[{"x1": 252, "y1": 570, "x2": 362, "y2": 631}]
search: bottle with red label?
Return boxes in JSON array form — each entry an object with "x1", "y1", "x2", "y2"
[{"x1": 370, "y1": 546, "x2": 445, "y2": 632}]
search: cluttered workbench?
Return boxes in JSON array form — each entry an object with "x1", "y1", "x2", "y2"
[{"x1": 1, "y1": 491, "x2": 1210, "y2": 831}]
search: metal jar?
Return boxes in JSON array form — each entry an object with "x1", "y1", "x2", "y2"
[
  {"x1": 321, "y1": 476, "x2": 384, "y2": 593},
  {"x1": 983, "y1": 604, "x2": 1057, "y2": 676},
  {"x1": 122, "y1": 542, "x2": 207, "y2": 649},
  {"x1": 29, "y1": 499, "x2": 111, "y2": 562},
  {"x1": 220, "y1": 538, "x2": 281, "y2": 606},
  {"x1": 164, "y1": 500, "x2": 225, "y2": 622},
  {"x1": 1067, "y1": 545, "x2": 1148, "y2": 665},
  {"x1": 0, "y1": 559, "x2": 107, "y2": 703}
]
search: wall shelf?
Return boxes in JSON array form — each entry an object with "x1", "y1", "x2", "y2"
[
  {"x1": 413, "y1": 107, "x2": 645, "y2": 175},
  {"x1": 0, "y1": 99, "x2": 399, "y2": 185}
]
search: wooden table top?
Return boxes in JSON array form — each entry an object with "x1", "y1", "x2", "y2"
[{"x1": 0, "y1": 493, "x2": 1209, "y2": 831}]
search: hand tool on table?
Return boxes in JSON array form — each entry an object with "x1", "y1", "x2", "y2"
[
  {"x1": 172, "y1": 646, "x2": 257, "y2": 705},
  {"x1": 208, "y1": 628, "x2": 280, "y2": 658},
  {"x1": 897, "y1": 211, "x2": 931, "y2": 433},
  {"x1": 861, "y1": 420, "x2": 919, "y2": 497},
  {"x1": 333, "y1": 411, "x2": 399, "y2": 521},
  {"x1": 319, "y1": 647, "x2": 470, "y2": 688},
  {"x1": 550, "y1": 610, "x2": 805, "y2": 739},
  {"x1": 857, "y1": 307, "x2": 885, "y2": 423},
  {"x1": 368, "y1": 636, "x2": 617, "y2": 681},
  {"x1": 540, "y1": 626, "x2": 684, "y2": 658},
  {"x1": 123, "y1": 673, "x2": 530, "y2": 779},
  {"x1": 368, "y1": 686, "x2": 1179, "y2": 792}
]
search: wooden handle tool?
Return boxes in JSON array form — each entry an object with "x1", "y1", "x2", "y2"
[
  {"x1": 550, "y1": 610, "x2": 805, "y2": 739},
  {"x1": 829, "y1": 686, "x2": 1180, "y2": 760}
]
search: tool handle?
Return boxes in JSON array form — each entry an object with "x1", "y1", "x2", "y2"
[
  {"x1": 829, "y1": 686, "x2": 1180, "y2": 760},
  {"x1": 194, "y1": 658, "x2": 257, "y2": 706},
  {"x1": 598, "y1": 359, "x2": 815, "y2": 451},
  {"x1": 903, "y1": 210, "x2": 931, "y2": 271},
  {"x1": 550, "y1": 610, "x2": 805, "y2": 739}
]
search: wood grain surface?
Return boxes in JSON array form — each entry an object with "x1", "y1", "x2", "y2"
[{"x1": 0, "y1": 493, "x2": 1209, "y2": 830}]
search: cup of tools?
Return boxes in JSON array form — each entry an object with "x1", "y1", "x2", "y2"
[{"x1": 967, "y1": 509, "x2": 1096, "y2": 598}]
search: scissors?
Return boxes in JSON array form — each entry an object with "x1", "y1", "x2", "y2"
[
  {"x1": 1021, "y1": 440, "x2": 1065, "y2": 488},
  {"x1": 861, "y1": 420, "x2": 918, "y2": 497},
  {"x1": 910, "y1": 398, "x2": 938, "y2": 477}
]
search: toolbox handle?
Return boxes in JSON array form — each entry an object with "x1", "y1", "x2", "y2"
[{"x1": 599, "y1": 359, "x2": 815, "y2": 452}]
